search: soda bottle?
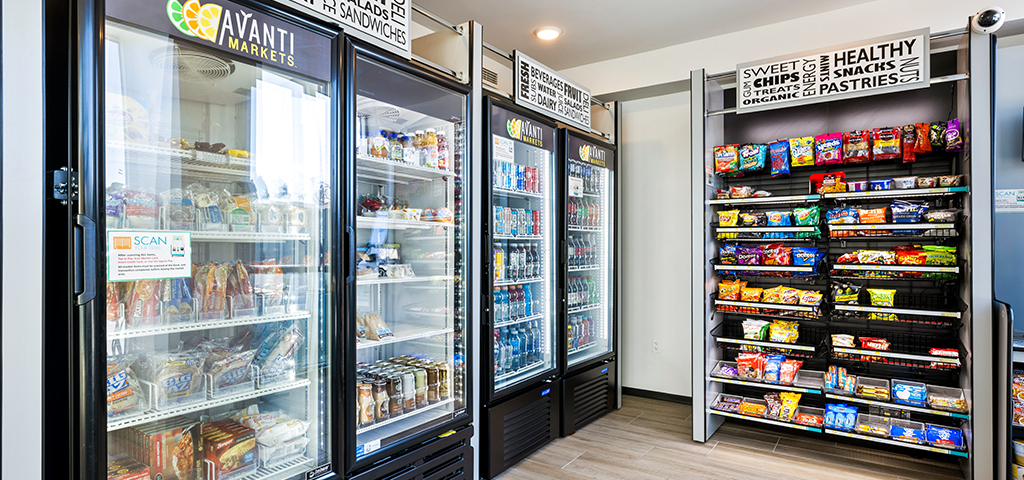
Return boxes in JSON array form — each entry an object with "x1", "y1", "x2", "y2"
[
  {"x1": 494, "y1": 328, "x2": 503, "y2": 375},
  {"x1": 524, "y1": 167, "x2": 533, "y2": 194},
  {"x1": 493, "y1": 243, "x2": 504, "y2": 281},
  {"x1": 580, "y1": 235, "x2": 590, "y2": 266},
  {"x1": 437, "y1": 130, "x2": 449, "y2": 170},
  {"x1": 524, "y1": 210, "x2": 533, "y2": 236},
  {"x1": 533, "y1": 210, "x2": 540, "y2": 236},
  {"x1": 523, "y1": 284, "x2": 533, "y2": 317}
]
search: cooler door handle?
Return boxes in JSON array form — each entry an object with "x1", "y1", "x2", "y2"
[
  {"x1": 346, "y1": 226, "x2": 355, "y2": 284},
  {"x1": 75, "y1": 214, "x2": 97, "y2": 305},
  {"x1": 482, "y1": 293, "x2": 491, "y2": 327}
]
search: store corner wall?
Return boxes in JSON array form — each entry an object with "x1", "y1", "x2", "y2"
[
  {"x1": 2, "y1": 0, "x2": 45, "y2": 478},
  {"x1": 618, "y1": 92, "x2": 692, "y2": 397}
]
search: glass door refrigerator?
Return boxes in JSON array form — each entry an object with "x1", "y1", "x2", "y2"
[
  {"x1": 344, "y1": 41, "x2": 473, "y2": 478},
  {"x1": 480, "y1": 97, "x2": 560, "y2": 479},
  {"x1": 72, "y1": 1, "x2": 342, "y2": 479},
  {"x1": 558, "y1": 130, "x2": 617, "y2": 436}
]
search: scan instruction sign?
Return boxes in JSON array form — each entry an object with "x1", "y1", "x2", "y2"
[
  {"x1": 287, "y1": 0, "x2": 411, "y2": 58},
  {"x1": 107, "y1": 231, "x2": 192, "y2": 281},
  {"x1": 514, "y1": 51, "x2": 591, "y2": 131},
  {"x1": 736, "y1": 28, "x2": 929, "y2": 114}
]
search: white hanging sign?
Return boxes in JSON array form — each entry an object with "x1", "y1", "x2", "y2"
[
  {"x1": 736, "y1": 28, "x2": 929, "y2": 114},
  {"x1": 513, "y1": 51, "x2": 591, "y2": 131},
  {"x1": 286, "y1": 0, "x2": 411, "y2": 58}
]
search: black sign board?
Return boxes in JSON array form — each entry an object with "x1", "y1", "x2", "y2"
[
  {"x1": 491, "y1": 104, "x2": 555, "y2": 153},
  {"x1": 567, "y1": 134, "x2": 614, "y2": 171}
]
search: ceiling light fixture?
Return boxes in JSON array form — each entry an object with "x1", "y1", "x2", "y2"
[{"x1": 534, "y1": 26, "x2": 562, "y2": 40}]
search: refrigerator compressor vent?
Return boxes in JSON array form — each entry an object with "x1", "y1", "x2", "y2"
[
  {"x1": 482, "y1": 67, "x2": 498, "y2": 87},
  {"x1": 151, "y1": 46, "x2": 235, "y2": 83},
  {"x1": 572, "y1": 374, "x2": 610, "y2": 430},
  {"x1": 501, "y1": 396, "x2": 552, "y2": 468}
]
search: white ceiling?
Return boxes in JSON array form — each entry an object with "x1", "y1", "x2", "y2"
[{"x1": 414, "y1": 0, "x2": 876, "y2": 70}]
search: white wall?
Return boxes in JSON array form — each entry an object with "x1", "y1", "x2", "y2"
[{"x1": 619, "y1": 92, "x2": 692, "y2": 397}]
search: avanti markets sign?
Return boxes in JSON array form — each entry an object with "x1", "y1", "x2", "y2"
[
  {"x1": 288, "y1": 0, "x2": 411, "y2": 59},
  {"x1": 513, "y1": 51, "x2": 591, "y2": 131},
  {"x1": 736, "y1": 28, "x2": 929, "y2": 114}
]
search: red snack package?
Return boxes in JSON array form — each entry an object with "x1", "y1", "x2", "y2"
[
  {"x1": 914, "y1": 123, "x2": 932, "y2": 153},
  {"x1": 929, "y1": 348, "x2": 959, "y2": 357},
  {"x1": 871, "y1": 127, "x2": 901, "y2": 161},
  {"x1": 780, "y1": 359, "x2": 804, "y2": 384},
  {"x1": 837, "y1": 252, "x2": 860, "y2": 264},
  {"x1": 901, "y1": 125, "x2": 917, "y2": 163},
  {"x1": 737, "y1": 352, "x2": 766, "y2": 380},
  {"x1": 859, "y1": 337, "x2": 891, "y2": 351},
  {"x1": 843, "y1": 130, "x2": 871, "y2": 164},
  {"x1": 762, "y1": 244, "x2": 793, "y2": 266}
]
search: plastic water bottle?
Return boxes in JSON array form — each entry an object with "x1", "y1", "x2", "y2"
[
  {"x1": 494, "y1": 328, "x2": 503, "y2": 375},
  {"x1": 523, "y1": 285, "x2": 533, "y2": 317},
  {"x1": 510, "y1": 328, "x2": 521, "y2": 371}
]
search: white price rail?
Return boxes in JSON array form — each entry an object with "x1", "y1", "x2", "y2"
[
  {"x1": 823, "y1": 429, "x2": 969, "y2": 458},
  {"x1": 833, "y1": 304, "x2": 961, "y2": 319},
  {"x1": 356, "y1": 328, "x2": 454, "y2": 350},
  {"x1": 824, "y1": 393, "x2": 970, "y2": 419},
  {"x1": 568, "y1": 303, "x2": 602, "y2": 314},
  {"x1": 714, "y1": 264, "x2": 814, "y2": 272},
  {"x1": 714, "y1": 337, "x2": 816, "y2": 352},
  {"x1": 355, "y1": 398, "x2": 455, "y2": 435},
  {"x1": 707, "y1": 194, "x2": 821, "y2": 206},
  {"x1": 495, "y1": 361, "x2": 546, "y2": 382},
  {"x1": 708, "y1": 376, "x2": 822, "y2": 394},
  {"x1": 832, "y1": 347, "x2": 961, "y2": 365},
  {"x1": 494, "y1": 234, "x2": 542, "y2": 240},
  {"x1": 357, "y1": 217, "x2": 454, "y2": 230},
  {"x1": 708, "y1": 409, "x2": 822, "y2": 433},
  {"x1": 190, "y1": 231, "x2": 312, "y2": 243},
  {"x1": 359, "y1": 275, "x2": 454, "y2": 285},
  {"x1": 715, "y1": 299, "x2": 815, "y2": 312},
  {"x1": 716, "y1": 225, "x2": 818, "y2": 233},
  {"x1": 568, "y1": 342, "x2": 600, "y2": 355},
  {"x1": 493, "y1": 186, "x2": 543, "y2": 199},
  {"x1": 831, "y1": 264, "x2": 959, "y2": 273},
  {"x1": 569, "y1": 265, "x2": 601, "y2": 272},
  {"x1": 356, "y1": 154, "x2": 455, "y2": 181},
  {"x1": 824, "y1": 186, "x2": 970, "y2": 199},
  {"x1": 494, "y1": 277, "x2": 544, "y2": 287},
  {"x1": 828, "y1": 223, "x2": 955, "y2": 231},
  {"x1": 107, "y1": 311, "x2": 311, "y2": 340},
  {"x1": 494, "y1": 313, "x2": 544, "y2": 328},
  {"x1": 569, "y1": 225, "x2": 602, "y2": 232}
]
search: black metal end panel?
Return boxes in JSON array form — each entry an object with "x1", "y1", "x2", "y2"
[
  {"x1": 560, "y1": 359, "x2": 616, "y2": 436},
  {"x1": 481, "y1": 380, "x2": 560, "y2": 478},
  {"x1": 348, "y1": 425, "x2": 474, "y2": 480}
]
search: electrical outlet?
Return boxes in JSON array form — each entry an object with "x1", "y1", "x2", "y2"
[{"x1": 653, "y1": 340, "x2": 660, "y2": 353}]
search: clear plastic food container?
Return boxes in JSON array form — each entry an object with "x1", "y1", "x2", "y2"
[
  {"x1": 855, "y1": 377, "x2": 890, "y2": 401},
  {"x1": 890, "y1": 419, "x2": 925, "y2": 444},
  {"x1": 854, "y1": 413, "x2": 890, "y2": 438},
  {"x1": 891, "y1": 379, "x2": 927, "y2": 407},
  {"x1": 926, "y1": 384, "x2": 968, "y2": 413},
  {"x1": 792, "y1": 406, "x2": 824, "y2": 428}
]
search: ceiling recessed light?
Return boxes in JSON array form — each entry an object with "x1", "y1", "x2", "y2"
[{"x1": 534, "y1": 26, "x2": 562, "y2": 40}]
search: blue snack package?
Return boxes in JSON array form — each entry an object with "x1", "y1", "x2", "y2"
[
  {"x1": 739, "y1": 144, "x2": 766, "y2": 172},
  {"x1": 891, "y1": 424, "x2": 925, "y2": 444},
  {"x1": 926, "y1": 424, "x2": 964, "y2": 449},
  {"x1": 719, "y1": 244, "x2": 738, "y2": 264},
  {"x1": 769, "y1": 140, "x2": 790, "y2": 177},
  {"x1": 764, "y1": 211, "x2": 794, "y2": 239},
  {"x1": 892, "y1": 381, "x2": 927, "y2": 406},
  {"x1": 763, "y1": 355, "x2": 785, "y2": 384},
  {"x1": 793, "y1": 247, "x2": 818, "y2": 266}
]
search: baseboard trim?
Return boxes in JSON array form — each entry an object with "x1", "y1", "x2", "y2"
[{"x1": 622, "y1": 387, "x2": 692, "y2": 405}]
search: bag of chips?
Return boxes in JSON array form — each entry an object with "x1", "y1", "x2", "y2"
[
  {"x1": 793, "y1": 206, "x2": 820, "y2": 239},
  {"x1": 901, "y1": 125, "x2": 917, "y2": 163},
  {"x1": 831, "y1": 334, "x2": 856, "y2": 347},
  {"x1": 799, "y1": 290, "x2": 824, "y2": 306},
  {"x1": 831, "y1": 283, "x2": 861, "y2": 304},
  {"x1": 719, "y1": 281, "x2": 742, "y2": 300},
  {"x1": 762, "y1": 243, "x2": 792, "y2": 266},
  {"x1": 891, "y1": 200, "x2": 929, "y2": 235},
  {"x1": 922, "y1": 245, "x2": 957, "y2": 266},
  {"x1": 924, "y1": 209, "x2": 959, "y2": 223},
  {"x1": 857, "y1": 208, "x2": 887, "y2": 224},
  {"x1": 741, "y1": 288, "x2": 763, "y2": 302},
  {"x1": 793, "y1": 247, "x2": 818, "y2": 266},
  {"x1": 739, "y1": 144, "x2": 767, "y2": 172},
  {"x1": 858, "y1": 250, "x2": 896, "y2": 265},
  {"x1": 779, "y1": 287, "x2": 801, "y2": 305},
  {"x1": 719, "y1": 210, "x2": 739, "y2": 226},
  {"x1": 764, "y1": 211, "x2": 794, "y2": 239},
  {"x1": 714, "y1": 145, "x2": 740, "y2": 175},
  {"x1": 843, "y1": 130, "x2": 871, "y2": 164},
  {"x1": 815, "y1": 132, "x2": 843, "y2": 165},
  {"x1": 762, "y1": 286, "x2": 784, "y2": 304},
  {"x1": 743, "y1": 319, "x2": 770, "y2": 340},
  {"x1": 930, "y1": 122, "x2": 947, "y2": 150},
  {"x1": 719, "y1": 244, "x2": 738, "y2": 264},
  {"x1": 946, "y1": 118, "x2": 963, "y2": 152},
  {"x1": 789, "y1": 136, "x2": 815, "y2": 167},
  {"x1": 769, "y1": 320, "x2": 799, "y2": 344},
  {"x1": 780, "y1": 360, "x2": 804, "y2": 385},
  {"x1": 764, "y1": 355, "x2": 786, "y2": 384},
  {"x1": 872, "y1": 127, "x2": 901, "y2": 161},
  {"x1": 769, "y1": 140, "x2": 790, "y2": 177}
]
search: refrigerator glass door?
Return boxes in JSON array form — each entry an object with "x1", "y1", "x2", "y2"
[
  {"x1": 566, "y1": 143, "x2": 614, "y2": 367},
  {"x1": 352, "y1": 54, "x2": 468, "y2": 459},
  {"x1": 490, "y1": 105, "x2": 558, "y2": 393},
  {"x1": 103, "y1": 10, "x2": 334, "y2": 480}
]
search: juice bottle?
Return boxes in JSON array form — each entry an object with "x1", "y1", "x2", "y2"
[
  {"x1": 371, "y1": 130, "x2": 389, "y2": 158},
  {"x1": 425, "y1": 128, "x2": 438, "y2": 168},
  {"x1": 401, "y1": 135, "x2": 415, "y2": 164},
  {"x1": 389, "y1": 133, "x2": 403, "y2": 162},
  {"x1": 412, "y1": 130, "x2": 425, "y2": 166},
  {"x1": 437, "y1": 130, "x2": 449, "y2": 170}
]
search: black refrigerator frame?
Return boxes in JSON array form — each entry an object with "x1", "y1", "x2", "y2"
[
  {"x1": 342, "y1": 37, "x2": 475, "y2": 475},
  {"x1": 481, "y1": 95, "x2": 561, "y2": 405},
  {"x1": 46, "y1": 0, "x2": 348, "y2": 479}
]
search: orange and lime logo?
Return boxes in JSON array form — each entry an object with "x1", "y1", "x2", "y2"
[
  {"x1": 507, "y1": 119, "x2": 523, "y2": 140},
  {"x1": 168, "y1": 0, "x2": 222, "y2": 42},
  {"x1": 579, "y1": 145, "x2": 591, "y2": 163},
  {"x1": 112, "y1": 237, "x2": 132, "y2": 249}
]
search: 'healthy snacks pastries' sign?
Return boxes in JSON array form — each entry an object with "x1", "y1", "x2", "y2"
[
  {"x1": 736, "y1": 28, "x2": 930, "y2": 114},
  {"x1": 514, "y1": 51, "x2": 591, "y2": 131},
  {"x1": 288, "y1": 0, "x2": 411, "y2": 58}
]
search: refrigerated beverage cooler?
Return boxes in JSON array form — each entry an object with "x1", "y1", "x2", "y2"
[
  {"x1": 67, "y1": 1, "x2": 342, "y2": 479},
  {"x1": 344, "y1": 42, "x2": 474, "y2": 479},
  {"x1": 481, "y1": 97, "x2": 561, "y2": 479},
  {"x1": 558, "y1": 130, "x2": 617, "y2": 436}
]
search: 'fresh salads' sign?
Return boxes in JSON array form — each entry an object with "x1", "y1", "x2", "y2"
[
  {"x1": 736, "y1": 28, "x2": 929, "y2": 114},
  {"x1": 514, "y1": 51, "x2": 591, "y2": 131},
  {"x1": 288, "y1": 0, "x2": 411, "y2": 59}
]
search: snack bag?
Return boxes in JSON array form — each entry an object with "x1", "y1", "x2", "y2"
[
  {"x1": 737, "y1": 213, "x2": 762, "y2": 239},
  {"x1": 831, "y1": 334, "x2": 856, "y2": 347},
  {"x1": 901, "y1": 125, "x2": 917, "y2": 163},
  {"x1": 930, "y1": 122, "x2": 947, "y2": 150},
  {"x1": 107, "y1": 355, "x2": 144, "y2": 417},
  {"x1": 739, "y1": 144, "x2": 766, "y2": 172},
  {"x1": 779, "y1": 287, "x2": 800, "y2": 305},
  {"x1": 743, "y1": 319, "x2": 770, "y2": 340},
  {"x1": 718, "y1": 281, "x2": 742, "y2": 300},
  {"x1": 842, "y1": 130, "x2": 871, "y2": 164},
  {"x1": 868, "y1": 288, "x2": 897, "y2": 321},
  {"x1": 831, "y1": 283, "x2": 861, "y2": 304},
  {"x1": 126, "y1": 279, "x2": 161, "y2": 327},
  {"x1": 736, "y1": 352, "x2": 766, "y2": 380},
  {"x1": 946, "y1": 118, "x2": 963, "y2": 152},
  {"x1": 124, "y1": 190, "x2": 160, "y2": 229},
  {"x1": 857, "y1": 208, "x2": 886, "y2": 224},
  {"x1": 779, "y1": 360, "x2": 803, "y2": 385},
  {"x1": 764, "y1": 392, "x2": 784, "y2": 418},
  {"x1": 763, "y1": 355, "x2": 785, "y2": 384},
  {"x1": 913, "y1": 123, "x2": 932, "y2": 153},
  {"x1": 799, "y1": 290, "x2": 823, "y2": 306},
  {"x1": 779, "y1": 392, "x2": 802, "y2": 421},
  {"x1": 717, "y1": 210, "x2": 739, "y2": 240},
  {"x1": 719, "y1": 244, "x2": 738, "y2": 264},
  {"x1": 736, "y1": 245, "x2": 762, "y2": 265},
  {"x1": 871, "y1": 127, "x2": 901, "y2": 161},
  {"x1": 762, "y1": 286, "x2": 783, "y2": 304},
  {"x1": 741, "y1": 288, "x2": 763, "y2": 302},
  {"x1": 922, "y1": 245, "x2": 957, "y2": 266},
  {"x1": 814, "y1": 133, "x2": 843, "y2": 165},
  {"x1": 762, "y1": 243, "x2": 792, "y2": 266},
  {"x1": 793, "y1": 247, "x2": 818, "y2": 266},
  {"x1": 769, "y1": 140, "x2": 790, "y2": 177},
  {"x1": 891, "y1": 200, "x2": 929, "y2": 235},
  {"x1": 789, "y1": 136, "x2": 815, "y2": 167},
  {"x1": 769, "y1": 320, "x2": 799, "y2": 344},
  {"x1": 730, "y1": 186, "x2": 754, "y2": 199},
  {"x1": 714, "y1": 145, "x2": 740, "y2": 175},
  {"x1": 764, "y1": 211, "x2": 794, "y2": 239},
  {"x1": 793, "y1": 207, "x2": 820, "y2": 239}
]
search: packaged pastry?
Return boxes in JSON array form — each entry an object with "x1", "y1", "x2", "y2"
[
  {"x1": 870, "y1": 179, "x2": 893, "y2": 190},
  {"x1": 254, "y1": 323, "x2": 305, "y2": 380},
  {"x1": 739, "y1": 144, "x2": 766, "y2": 172},
  {"x1": 779, "y1": 359, "x2": 803, "y2": 384},
  {"x1": 926, "y1": 424, "x2": 964, "y2": 450},
  {"x1": 916, "y1": 177, "x2": 939, "y2": 188},
  {"x1": 769, "y1": 140, "x2": 790, "y2": 177},
  {"x1": 107, "y1": 184, "x2": 126, "y2": 229},
  {"x1": 842, "y1": 130, "x2": 871, "y2": 164},
  {"x1": 124, "y1": 190, "x2": 160, "y2": 229},
  {"x1": 939, "y1": 175, "x2": 963, "y2": 187},
  {"x1": 714, "y1": 145, "x2": 740, "y2": 175},
  {"x1": 892, "y1": 176, "x2": 918, "y2": 189},
  {"x1": 892, "y1": 380, "x2": 927, "y2": 406},
  {"x1": 162, "y1": 277, "x2": 194, "y2": 323},
  {"x1": 815, "y1": 132, "x2": 843, "y2": 165},
  {"x1": 107, "y1": 95, "x2": 151, "y2": 144},
  {"x1": 789, "y1": 136, "x2": 815, "y2": 167},
  {"x1": 891, "y1": 421, "x2": 926, "y2": 444},
  {"x1": 126, "y1": 279, "x2": 161, "y2": 327},
  {"x1": 763, "y1": 355, "x2": 785, "y2": 384},
  {"x1": 871, "y1": 127, "x2": 901, "y2": 161},
  {"x1": 848, "y1": 180, "x2": 868, "y2": 192},
  {"x1": 901, "y1": 125, "x2": 917, "y2": 163}
]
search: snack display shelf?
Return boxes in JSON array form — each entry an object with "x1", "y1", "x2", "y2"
[
  {"x1": 401, "y1": 307, "x2": 452, "y2": 318},
  {"x1": 494, "y1": 361, "x2": 546, "y2": 382},
  {"x1": 358, "y1": 275, "x2": 454, "y2": 285},
  {"x1": 823, "y1": 186, "x2": 970, "y2": 200},
  {"x1": 567, "y1": 342, "x2": 600, "y2": 355},
  {"x1": 356, "y1": 154, "x2": 455, "y2": 181},
  {"x1": 569, "y1": 225, "x2": 602, "y2": 233},
  {"x1": 707, "y1": 194, "x2": 821, "y2": 206},
  {"x1": 189, "y1": 231, "x2": 313, "y2": 243},
  {"x1": 823, "y1": 429, "x2": 969, "y2": 458},
  {"x1": 824, "y1": 393, "x2": 970, "y2": 419},
  {"x1": 356, "y1": 327, "x2": 455, "y2": 350},
  {"x1": 831, "y1": 264, "x2": 960, "y2": 273},
  {"x1": 831, "y1": 347, "x2": 961, "y2": 365},
  {"x1": 108, "y1": 143, "x2": 252, "y2": 180},
  {"x1": 355, "y1": 398, "x2": 455, "y2": 435},
  {"x1": 832, "y1": 304, "x2": 961, "y2": 319},
  {"x1": 493, "y1": 313, "x2": 544, "y2": 328},
  {"x1": 251, "y1": 456, "x2": 316, "y2": 480},
  {"x1": 494, "y1": 277, "x2": 543, "y2": 287},
  {"x1": 708, "y1": 376, "x2": 823, "y2": 394},
  {"x1": 356, "y1": 217, "x2": 454, "y2": 230},
  {"x1": 828, "y1": 223, "x2": 956, "y2": 231},
  {"x1": 714, "y1": 299, "x2": 817, "y2": 313},
  {"x1": 106, "y1": 378, "x2": 311, "y2": 431},
  {"x1": 581, "y1": 192, "x2": 601, "y2": 198},
  {"x1": 494, "y1": 234, "x2": 542, "y2": 240},
  {"x1": 493, "y1": 186, "x2": 543, "y2": 199},
  {"x1": 713, "y1": 336, "x2": 816, "y2": 352},
  {"x1": 715, "y1": 226, "x2": 819, "y2": 233},
  {"x1": 714, "y1": 264, "x2": 815, "y2": 273},
  {"x1": 569, "y1": 265, "x2": 601, "y2": 272},
  {"x1": 708, "y1": 409, "x2": 822, "y2": 433},
  {"x1": 567, "y1": 303, "x2": 602, "y2": 314},
  {"x1": 717, "y1": 309, "x2": 826, "y2": 323},
  {"x1": 107, "y1": 311, "x2": 311, "y2": 340},
  {"x1": 725, "y1": 237, "x2": 820, "y2": 243}
]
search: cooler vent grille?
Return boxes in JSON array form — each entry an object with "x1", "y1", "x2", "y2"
[
  {"x1": 483, "y1": 67, "x2": 498, "y2": 87},
  {"x1": 572, "y1": 374, "x2": 610, "y2": 430},
  {"x1": 501, "y1": 396, "x2": 552, "y2": 467}
]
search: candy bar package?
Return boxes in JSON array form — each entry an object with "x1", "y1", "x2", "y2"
[
  {"x1": 945, "y1": 118, "x2": 964, "y2": 152},
  {"x1": 842, "y1": 130, "x2": 871, "y2": 164},
  {"x1": 814, "y1": 132, "x2": 843, "y2": 166},
  {"x1": 871, "y1": 127, "x2": 901, "y2": 161},
  {"x1": 769, "y1": 140, "x2": 790, "y2": 177},
  {"x1": 901, "y1": 125, "x2": 917, "y2": 163},
  {"x1": 714, "y1": 144, "x2": 740, "y2": 175},
  {"x1": 930, "y1": 122, "x2": 947, "y2": 150},
  {"x1": 739, "y1": 144, "x2": 766, "y2": 172},
  {"x1": 789, "y1": 136, "x2": 816, "y2": 167}
]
